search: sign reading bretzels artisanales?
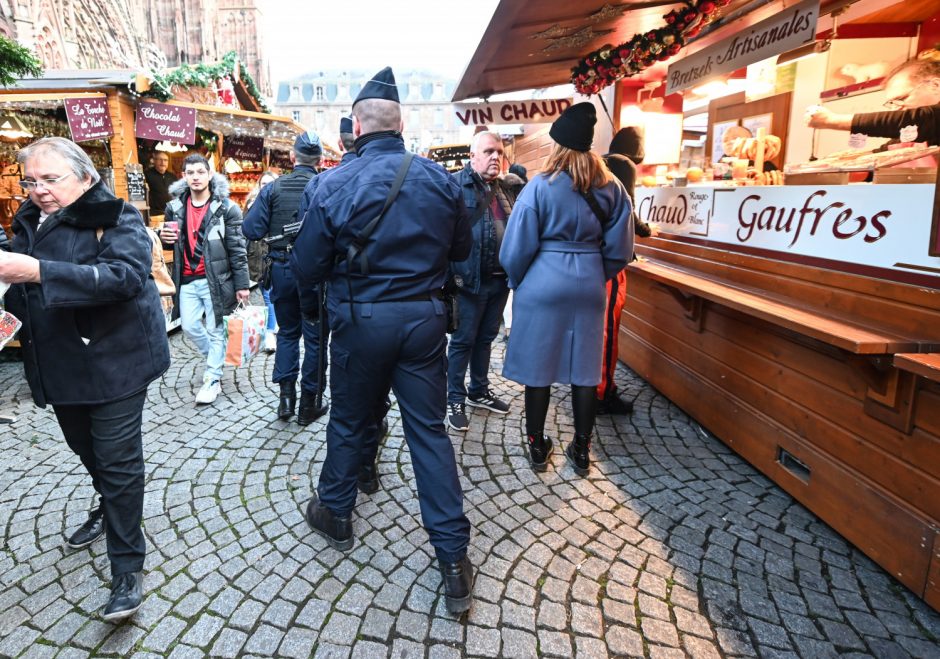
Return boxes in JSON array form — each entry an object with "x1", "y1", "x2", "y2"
[{"x1": 665, "y1": 0, "x2": 818, "y2": 94}]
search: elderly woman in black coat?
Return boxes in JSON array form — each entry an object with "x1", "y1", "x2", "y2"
[{"x1": 0, "y1": 137, "x2": 170, "y2": 622}]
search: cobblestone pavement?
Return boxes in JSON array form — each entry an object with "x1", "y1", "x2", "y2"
[{"x1": 1, "y1": 329, "x2": 938, "y2": 658}]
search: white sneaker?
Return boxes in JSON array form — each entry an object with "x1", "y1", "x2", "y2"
[
  {"x1": 195, "y1": 379, "x2": 221, "y2": 405},
  {"x1": 263, "y1": 332, "x2": 277, "y2": 353}
]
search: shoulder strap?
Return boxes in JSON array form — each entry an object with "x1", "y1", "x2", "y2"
[
  {"x1": 580, "y1": 190, "x2": 612, "y2": 230},
  {"x1": 346, "y1": 151, "x2": 414, "y2": 275}
]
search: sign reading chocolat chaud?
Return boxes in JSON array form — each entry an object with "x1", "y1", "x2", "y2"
[
  {"x1": 135, "y1": 101, "x2": 197, "y2": 145},
  {"x1": 64, "y1": 97, "x2": 113, "y2": 142},
  {"x1": 452, "y1": 98, "x2": 574, "y2": 126},
  {"x1": 666, "y1": 0, "x2": 819, "y2": 94},
  {"x1": 222, "y1": 134, "x2": 264, "y2": 162}
]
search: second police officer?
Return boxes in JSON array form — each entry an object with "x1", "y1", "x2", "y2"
[{"x1": 242, "y1": 131, "x2": 329, "y2": 424}]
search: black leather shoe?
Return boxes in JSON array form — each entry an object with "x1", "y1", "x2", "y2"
[
  {"x1": 102, "y1": 571, "x2": 143, "y2": 622},
  {"x1": 297, "y1": 390, "x2": 329, "y2": 426},
  {"x1": 305, "y1": 494, "x2": 353, "y2": 551},
  {"x1": 526, "y1": 433, "x2": 553, "y2": 472},
  {"x1": 66, "y1": 505, "x2": 104, "y2": 549},
  {"x1": 597, "y1": 394, "x2": 633, "y2": 415},
  {"x1": 277, "y1": 381, "x2": 296, "y2": 420},
  {"x1": 439, "y1": 555, "x2": 474, "y2": 614},
  {"x1": 565, "y1": 434, "x2": 592, "y2": 477}
]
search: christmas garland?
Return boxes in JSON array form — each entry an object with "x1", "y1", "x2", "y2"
[
  {"x1": 571, "y1": 0, "x2": 731, "y2": 95},
  {"x1": 135, "y1": 51, "x2": 270, "y2": 113}
]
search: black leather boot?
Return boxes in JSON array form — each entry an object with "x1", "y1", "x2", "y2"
[
  {"x1": 525, "y1": 433, "x2": 553, "y2": 472},
  {"x1": 277, "y1": 381, "x2": 296, "y2": 420},
  {"x1": 565, "y1": 433, "x2": 591, "y2": 477},
  {"x1": 297, "y1": 390, "x2": 329, "y2": 426},
  {"x1": 102, "y1": 571, "x2": 143, "y2": 622},
  {"x1": 358, "y1": 419, "x2": 389, "y2": 494},
  {"x1": 439, "y1": 555, "x2": 474, "y2": 614},
  {"x1": 305, "y1": 493, "x2": 353, "y2": 551}
]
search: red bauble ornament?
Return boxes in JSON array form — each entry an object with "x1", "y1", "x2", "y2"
[{"x1": 699, "y1": 1, "x2": 716, "y2": 13}]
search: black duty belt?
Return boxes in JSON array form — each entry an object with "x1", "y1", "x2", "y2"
[{"x1": 343, "y1": 291, "x2": 443, "y2": 304}]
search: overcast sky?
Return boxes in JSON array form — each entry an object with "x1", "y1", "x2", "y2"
[{"x1": 261, "y1": 0, "x2": 500, "y2": 87}]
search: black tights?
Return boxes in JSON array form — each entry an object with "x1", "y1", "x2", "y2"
[{"x1": 524, "y1": 385, "x2": 597, "y2": 438}]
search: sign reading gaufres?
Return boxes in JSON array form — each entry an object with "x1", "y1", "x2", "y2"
[
  {"x1": 634, "y1": 185, "x2": 940, "y2": 288},
  {"x1": 665, "y1": 0, "x2": 818, "y2": 94},
  {"x1": 135, "y1": 101, "x2": 197, "y2": 145},
  {"x1": 453, "y1": 98, "x2": 573, "y2": 126}
]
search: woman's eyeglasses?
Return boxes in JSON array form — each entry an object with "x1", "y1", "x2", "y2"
[{"x1": 19, "y1": 172, "x2": 74, "y2": 191}]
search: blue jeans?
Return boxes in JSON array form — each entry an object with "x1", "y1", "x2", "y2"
[
  {"x1": 180, "y1": 279, "x2": 225, "y2": 381},
  {"x1": 446, "y1": 276, "x2": 510, "y2": 404},
  {"x1": 262, "y1": 286, "x2": 277, "y2": 331}
]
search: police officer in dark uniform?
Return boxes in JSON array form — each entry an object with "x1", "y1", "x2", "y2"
[
  {"x1": 242, "y1": 131, "x2": 328, "y2": 424},
  {"x1": 337, "y1": 114, "x2": 357, "y2": 166},
  {"x1": 291, "y1": 67, "x2": 475, "y2": 614}
]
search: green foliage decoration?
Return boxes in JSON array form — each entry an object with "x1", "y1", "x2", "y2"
[{"x1": 0, "y1": 35, "x2": 42, "y2": 88}]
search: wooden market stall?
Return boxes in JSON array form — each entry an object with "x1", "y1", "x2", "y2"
[{"x1": 457, "y1": 0, "x2": 940, "y2": 610}]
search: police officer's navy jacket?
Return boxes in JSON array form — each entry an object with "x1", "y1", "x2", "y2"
[
  {"x1": 291, "y1": 134, "x2": 472, "y2": 301},
  {"x1": 242, "y1": 164, "x2": 317, "y2": 251}
]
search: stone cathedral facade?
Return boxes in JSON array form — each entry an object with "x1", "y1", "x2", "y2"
[{"x1": 0, "y1": 0, "x2": 270, "y2": 95}]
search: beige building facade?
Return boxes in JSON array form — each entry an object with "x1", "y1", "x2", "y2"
[{"x1": 274, "y1": 69, "x2": 466, "y2": 153}]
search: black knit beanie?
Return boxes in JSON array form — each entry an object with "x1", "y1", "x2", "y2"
[{"x1": 549, "y1": 102, "x2": 596, "y2": 152}]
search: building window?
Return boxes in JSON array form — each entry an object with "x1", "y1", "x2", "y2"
[
  {"x1": 316, "y1": 110, "x2": 325, "y2": 128},
  {"x1": 315, "y1": 86, "x2": 324, "y2": 101},
  {"x1": 410, "y1": 108, "x2": 420, "y2": 128},
  {"x1": 290, "y1": 85, "x2": 301, "y2": 101},
  {"x1": 434, "y1": 108, "x2": 444, "y2": 128},
  {"x1": 292, "y1": 110, "x2": 301, "y2": 122}
]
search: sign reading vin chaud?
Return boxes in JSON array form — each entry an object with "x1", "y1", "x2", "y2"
[
  {"x1": 634, "y1": 184, "x2": 940, "y2": 288},
  {"x1": 666, "y1": 0, "x2": 818, "y2": 94},
  {"x1": 453, "y1": 98, "x2": 573, "y2": 126}
]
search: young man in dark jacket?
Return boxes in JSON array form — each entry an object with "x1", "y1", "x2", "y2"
[{"x1": 160, "y1": 155, "x2": 250, "y2": 404}]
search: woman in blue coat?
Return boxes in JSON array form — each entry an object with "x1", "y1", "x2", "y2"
[{"x1": 499, "y1": 102, "x2": 633, "y2": 476}]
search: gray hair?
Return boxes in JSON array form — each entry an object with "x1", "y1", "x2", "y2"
[
  {"x1": 294, "y1": 152, "x2": 321, "y2": 168},
  {"x1": 471, "y1": 131, "x2": 502, "y2": 153},
  {"x1": 17, "y1": 136, "x2": 100, "y2": 184},
  {"x1": 353, "y1": 98, "x2": 402, "y2": 134}
]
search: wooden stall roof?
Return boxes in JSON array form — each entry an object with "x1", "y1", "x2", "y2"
[
  {"x1": 163, "y1": 100, "x2": 341, "y2": 159},
  {"x1": 453, "y1": 0, "x2": 888, "y2": 101}
]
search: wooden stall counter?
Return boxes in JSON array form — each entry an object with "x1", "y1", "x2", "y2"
[{"x1": 623, "y1": 182, "x2": 940, "y2": 609}]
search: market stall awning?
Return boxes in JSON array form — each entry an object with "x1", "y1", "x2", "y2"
[{"x1": 453, "y1": 0, "x2": 863, "y2": 101}]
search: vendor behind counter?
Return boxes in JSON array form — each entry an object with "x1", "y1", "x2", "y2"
[{"x1": 808, "y1": 47, "x2": 940, "y2": 146}]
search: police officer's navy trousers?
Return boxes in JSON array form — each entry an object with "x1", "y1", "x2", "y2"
[
  {"x1": 317, "y1": 297, "x2": 471, "y2": 562},
  {"x1": 53, "y1": 389, "x2": 148, "y2": 575},
  {"x1": 270, "y1": 260, "x2": 327, "y2": 393}
]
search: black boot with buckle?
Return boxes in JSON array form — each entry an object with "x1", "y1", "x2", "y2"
[
  {"x1": 277, "y1": 381, "x2": 296, "y2": 420},
  {"x1": 297, "y1": 389, "x2": 329, "y2": 426},
  {"x1": 566, "y1": 433, "x2": 592, "y2": 477},
  {"x1": 525, "y1": 433, "x2": 553, "y2": 472}
]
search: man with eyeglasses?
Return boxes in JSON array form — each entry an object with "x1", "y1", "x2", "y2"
[{"x1": 807, "y1": 47, "x2": 940, "y2": 146}]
